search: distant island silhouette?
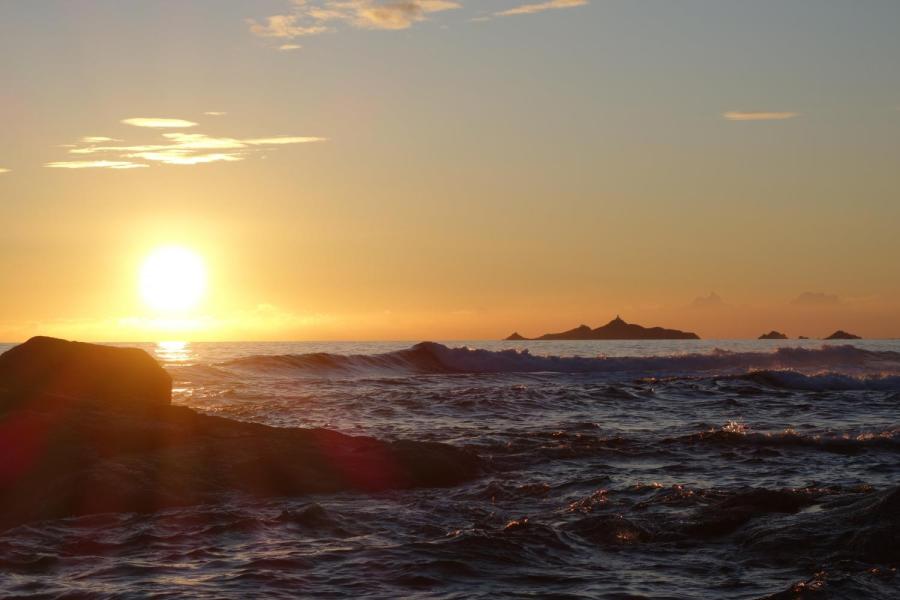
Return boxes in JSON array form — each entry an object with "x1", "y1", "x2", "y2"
[
  {"x1": 759, "y1": 331, "x2": 788, "y2": 340},
  {"x1": 825, "y1": 330, "x2": 862, "y2": 340},
  {"x1": 505, "y1": 316, "x2": 700, "y2": 341}
]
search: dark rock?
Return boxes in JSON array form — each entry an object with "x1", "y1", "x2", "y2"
[
  {"x1": 0, "y1": 338, "x2": 480, "y2": 531},
  {"x1": 758, "y1": 331, "x2": 788, "y2": 340},
  {"x1": 0, "y1": 336, "x2": 171, "y2": 412},
  {"x1": 825, "y1": 330, "x2": 862, "y2": 340}
]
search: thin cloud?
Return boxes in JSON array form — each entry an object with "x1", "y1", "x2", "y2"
[
  {"x1": 791, "y1": 292, "x2": 841, "y2": 307},
  {"x1": 204, "y1": 111, "x2": 228, "y2": 116},
  {"x1": 496, "y1": 0, "x2": 588, "y2": 17},
  {"x1": 690, "y1": 292, "x2": 729, "y2": 310},
  {"x1": 45, "y1": 160, "x2": 148, "y2": 170},
  {"x1": 49, "y1": 121, "x2": 326, "y2": 170},
  {"x1": 244, "y1": 136, "x2": 326, "y2": 145},
  {"x1": 353, "y1": 0, "x2": 461, "y2": 29},
  {"x1": 248, "y1": 0, "x2": 461, "y2": 41},
  {"x1": 279, "y1": 44, "x2": 302, "y2": 51},
  {"x1": 249, "y1": 15, "x2": 330, "y2": 38},
  {"x1": 121, "y1": 117, "x2": 198, "y2": 128},
  {"x1": 723, "y1": 111, "x2": 799, "y2": 122},
  {"x1": 0, "y1": 168, "x2": 10, "y2": 174},
  {"x1": 128, "y1": 151, "x2": 244, "y2": 166},
  {"x1": 81, "y1": 136, "x2": 121, "y2": 143}
]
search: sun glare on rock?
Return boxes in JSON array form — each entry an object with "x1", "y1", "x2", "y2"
[{"x1": 139, "y1": 246, "x2": 207, "y2": 312}]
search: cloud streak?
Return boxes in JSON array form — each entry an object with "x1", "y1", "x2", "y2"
[
  {"x1": 81, "y1": 136, "x2": 121, "y2": 143},
  {"x1": 248, "y1": 0, "x2": 461, "y2": 40},
  {"x1": 0, "y1": 168, "x2": 10, "y2": 174},
  {"x1": 121, "y1": 117, "x2": 199, "y2": 128},
  {"x1": 495, "y1": 0, "x2": 587, "y2": 17},
  {"x1": 45, "y1": 160, "x2": 148, "y2": 170},
  {"x1": 792, "y1": 292, "x2": 841, "y2": 307},
  {"x1": 47, "y1": 118, "x2": 326, "y2": 170},
  {"x1": 723, "y1": 111, "x2": 799, "y2": 122}
]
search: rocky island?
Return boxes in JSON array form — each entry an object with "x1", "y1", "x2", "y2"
[
  {"x1": 0, "y1": 337, "x2": 479, "y2": 531},
  {"x1": 825, "y1": 330, "x2": 862, "y2": 340},
  {"x1": 505, "y1": 316, "x2": 700, "y2": 341},
  {"x1": 758, "y1": 331, "x2": 788, "y2": 340}
]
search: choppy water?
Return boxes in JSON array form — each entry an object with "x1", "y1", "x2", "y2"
[{"x1": 1, "y1": 339, "x2": 898, "y2": 598}]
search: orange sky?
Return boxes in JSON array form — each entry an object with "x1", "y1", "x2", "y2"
[{"x1": 1, "y1": 1, "x2": 899, "y2": 341}]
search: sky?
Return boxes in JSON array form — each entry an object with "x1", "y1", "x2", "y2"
[{"x1": 1, "y1": 0, "x2": 899, "y2": 341}]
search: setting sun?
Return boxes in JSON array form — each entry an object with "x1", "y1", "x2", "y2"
[{"x1": 139, "y1": 246, "x2": 207, "y2": 312}]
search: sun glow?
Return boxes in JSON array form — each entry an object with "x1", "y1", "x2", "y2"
[{"x1": 139, "y1": 246, "x2": 207, "y2": 312}]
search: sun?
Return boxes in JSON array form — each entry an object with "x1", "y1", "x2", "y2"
[{"x1": 139, "y1": 246, "x2": 207, "y2": 312}]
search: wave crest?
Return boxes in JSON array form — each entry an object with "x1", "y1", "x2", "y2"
[{"x1": 224, "y1": 342, "x2": 900, "y2": 379}]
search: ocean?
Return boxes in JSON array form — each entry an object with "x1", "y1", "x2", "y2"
[{"x1": 1, "y1": 339, "x2": 898, "y2": 598}]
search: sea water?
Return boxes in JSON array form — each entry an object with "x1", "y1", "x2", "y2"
[{"x1": 0, "y1": 339, "x2": 898, "y2": 598}]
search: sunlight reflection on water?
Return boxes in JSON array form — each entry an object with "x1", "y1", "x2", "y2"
[{"x1": 154, "y1": 340, "x2": 194, "y2": 365}]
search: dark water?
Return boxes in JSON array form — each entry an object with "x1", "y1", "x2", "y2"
[{"x1": 1, "y1": 340, "x2": 898, "y2": 598}]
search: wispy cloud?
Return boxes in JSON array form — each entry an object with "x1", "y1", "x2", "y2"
[
  {"x1": 81, "y1": 136, "x2": 121, "y2": 143},
  {"x1": 690, "y1": 292, "x2": 729, "y2": 310},
  {"x1": 791, "y1": 292, "x2": 841, "y2": 307},
  {"x1": 204, "y1": 111, "x2": 228, "y2": 116},
  {"x1": 495, "y1": 0, "x2": 587, "y2": 17},
  {"x1": 0, "y1": 168, "x2": 10, "y2": 174},
  {"x1": 723, "y1": 111, "x2": 799, "y2": 122},
  {"x1": 45, "y1": 160, "x2": 148, "y2": 170},
  {"x1": 47, "y1": 119, "x2": 326, "y2": 170},
  {"x1": 128, "y1": 151, "x2": 244, "y2": 166},
  {"x1": 121, "y1": 117, "x2": 198, "y2": 128},
  {"x1": 279, "y1": 44, "x2": 302, "y2": 51},
  {"x1": 249, "y1": 14, "x2": 330, "y2": 38},
  {"x1": 244, "y1": 136, "x2": 324, "y2": 145},
  {"x1": 248, "y1": 0, "x2": 461, "y2": 41}
]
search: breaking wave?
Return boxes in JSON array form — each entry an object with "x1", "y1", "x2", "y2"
[{"x1": 225, "y1": 342, "x2": 900, "y2": 378}]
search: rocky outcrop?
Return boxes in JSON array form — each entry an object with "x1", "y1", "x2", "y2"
[
  {"x1": 825, "y1": 330, "x2": 862, "y2": 340},
  {"x1": 0, "y1": 338, "x2": 480, "y2": 531},
  {"x1": 508, "y1": 317, "x2": 700, "y2": 341},
  {"x1": 758, "y1": 331, "x2": 788, "y2": 340},
  {"x1": 504, "y1": 332, "x2": 528, "y2": 341},
  {"x1": 0, "y1": 336, "x2": 171, "y2": 411}
]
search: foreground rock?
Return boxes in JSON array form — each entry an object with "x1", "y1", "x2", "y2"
[
  {"x1": 0, "y1": 337, "x2": 479, "y2": 531},
  {"x1": 0, "y1": 336, "x2": 171, "y2": 411},
  {"x1": 505, "y1": 316, "x2": 700, "y2": 341}
]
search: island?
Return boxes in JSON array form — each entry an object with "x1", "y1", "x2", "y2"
[
  {"x1": 759, "y1": 331, "x2": 788, "y2": 340},
  {"x1": 825, "y1": 330, "x2": 862, "y2": 340},
  {"x1": 504, "y1": 316, "x2": 700, "y2": 341}
]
